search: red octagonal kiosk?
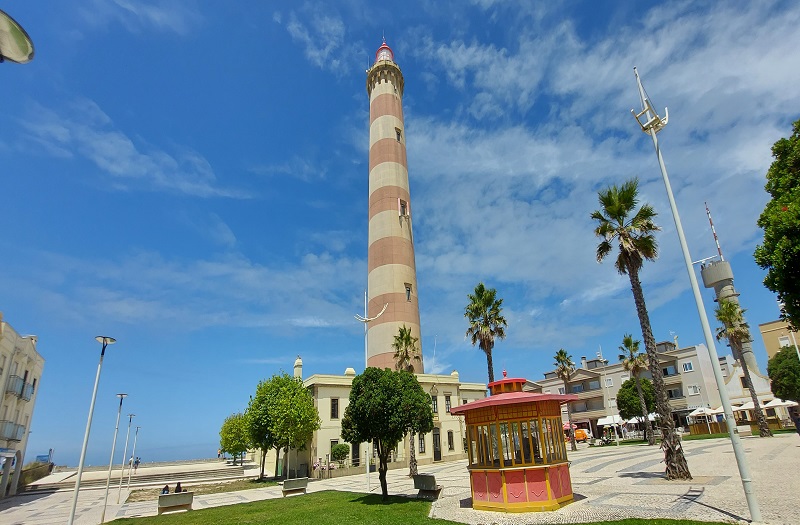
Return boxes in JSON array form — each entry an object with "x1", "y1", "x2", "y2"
[{"x1": 450, "y1": 373, "x2": 578, "y2": 512}]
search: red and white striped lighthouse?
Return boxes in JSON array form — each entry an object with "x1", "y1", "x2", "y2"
[{"x1": 365, "y1": 39, "x2": 423, "y2": 372}]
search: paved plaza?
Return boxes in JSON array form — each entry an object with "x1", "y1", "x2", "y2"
[{"x1": 1, "y1": 434, "x2": 797, "y2": 524}]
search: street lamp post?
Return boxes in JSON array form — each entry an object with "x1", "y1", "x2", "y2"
[
  {"x1": 354, "y1": 289, "x2": 388, "y2": 492},
  {"x1": 632, "y1": 67, "x2": 761, "y2": 523},
  {"x1": 67, "y1": 336, "x2": 116, "y2": 525},
  {"x1": 117, "y1": 413, "x2": 135, "y2": 503},
  {"x1": 100, "y1": 393, "x2": 128, "y2": 524},
  {"x1": 126, "y1": 426, "x2": 140, "y2": 492}
]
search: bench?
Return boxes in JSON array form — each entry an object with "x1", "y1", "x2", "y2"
[
  {"x1": 157, "y1": 492, "x2": 193, "y2": 515},
  {"x1": 281, "y1": 477, "x2": 309, "y2": 497},
  {"x1": 413, "y1": 474, "x2": 442, "y2": 500}
]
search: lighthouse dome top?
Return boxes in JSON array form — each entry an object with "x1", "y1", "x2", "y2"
[{"x1": 374, "y1": 38, "x2": 394, "y2": 63}]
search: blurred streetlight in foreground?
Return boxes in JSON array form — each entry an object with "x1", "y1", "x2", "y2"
[
  {"x1": 117, "y1": 413, "x2": 135, "y2": 503},
  {"x1": 100, "y1": 393, "x2": 128, "y2": 523},
  {"x1": 0, "y1": 9, "x2": 34, "y2": 63},
  {"x1": 67, "y1": 336, "x2": 116, "y2": 525}
]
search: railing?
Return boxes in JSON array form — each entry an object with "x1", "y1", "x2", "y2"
[
  {"x1": 0, "y1": 420, "x2": 26, "y2": 441},
  {"x1": 4, "y1": 375, "x2": 34, "y2": 401}
]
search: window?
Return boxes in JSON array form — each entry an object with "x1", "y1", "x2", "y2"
[
  {"x1": 431, "y1": 395, "x2": 438, "y2": 414},
  {"x1": 571, "y1": 384, "x2": 584, "y2": 393},
  {"x1": 404, "y1": 283, "x2": 412, "y2": 301},
  {"x1": 682, "y1": 362, "x2": 694, "y2": 372},
  {"x1": 604, "y1": 377, "x2": 613, "y2": 388},
  {"x1": 667, "y1": 388, "x2": 682, "y2": 399},
  {"x1": 609, "y1": 397, "x2": 616, "y2": 409},
  {"x1": 399, "y1": 199, "x2": 408, "y2": 216},
  {"x1": 330, "y1": 398, "x2": 339, "y2": 419},
  {"x1": 779, "y1": 336, "x2": 791, "y2": 348},
  {"x1": 588, "y1": 380, "x2": 600, "y2": 390},
  {"x1": 462, "y1": 398, "x2": 468, "y2": 406},
  {"x1": 687, "y1": 385, "x2": 700, "y2": 395},
  {"x1": 445, "y1": 395, "x2": 451, "y2": 413},
  {"x1": 740, "y1": 377, "x2": 748, "y2": 389},
  {"x1": 418, "y1": 433, "x2": 426, "y2": 453},
  {"x1": 557, "y1": 387, "x2": 565, "y2": 395},
  {"x1": 447, "y1": 430, "x2": 454, "y2": 451},
  {"x1": 330, "y1": 439, "x2": 338, "y2": 455},
  {"x1": 395, "y1": 127, "x2": 402, "y2": 142},
  {"x1": 662, "y1": 365, "x2": 677, "y2": 376}
]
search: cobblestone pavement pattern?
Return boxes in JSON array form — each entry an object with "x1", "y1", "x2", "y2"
[{"x1": 1, "y1": 434, "x2": 797, "y2": 524}]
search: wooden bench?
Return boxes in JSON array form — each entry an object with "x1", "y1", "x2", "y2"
[
  {"x1": 281, "y1": 477, "x2": 309, "y2": 497},
  {"x1": 157, "y1": 492, "x2": 193, "y2": 515},
  {"x1": 413, "y1": 474, "x2": 442, "y2": 500}
]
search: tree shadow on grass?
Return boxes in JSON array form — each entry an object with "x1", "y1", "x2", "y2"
[{"x1": 350, "y1": 494, "x2": 422, "y2": 506}]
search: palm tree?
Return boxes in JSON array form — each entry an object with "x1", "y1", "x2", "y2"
[
  {"x1": 465, "y1": 282, "x2": 507, "y2": 384},
  {"x1": 554, "y1": 349, "x2": 578, "y2": 452},
  {"x1": 392, "y1": 325, "x2": 421, "y2": 373},
  {"x1": 392, "y1": 325, "x2": 422, "y2": 475},
  {"x1": 715, "y1": 298, "x2": 772, "y2": 437},
  {"x1": 592, "y1": 178, "x2": 691, "y2": 479},
  {"x1": 618, "y1": 333, "x2": 656, "y2": 445}
]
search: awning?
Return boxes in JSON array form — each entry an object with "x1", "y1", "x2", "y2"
[{"x1": 688, "y1": 407, "x2": 713, "y2": 417}]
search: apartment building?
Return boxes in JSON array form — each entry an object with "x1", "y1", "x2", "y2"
[
  {"x1": 758, "y1": 319, "x2": 799, "y2": 361},
  {"x1": 531, "y1": 341, "x2": 774, "y2": 436},
  {"x1": 0, "y1": 313, "x2": 45, "y2": 498},
  {"x1": 261, "y1": 357, "x2": 487, "y2": 477}
]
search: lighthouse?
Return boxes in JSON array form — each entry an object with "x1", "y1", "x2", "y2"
[{"x1": 365, "y1": 39, "x2": 423, "y2": 372}]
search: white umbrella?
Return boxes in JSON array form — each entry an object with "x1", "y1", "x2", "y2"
[
  {"x1": 764, "y1": 398, "x2": 798, "y2": 408},
  {"x1": 688, "y1": 407, "x2": 712, "y2": 417},
  {"x1": 737, "y1": 400, "x2": 767, "y2": 411}
]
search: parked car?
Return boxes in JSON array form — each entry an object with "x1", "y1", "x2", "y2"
[{"x1": 564, "y1": 428, "x2": 589, "y2": 443}]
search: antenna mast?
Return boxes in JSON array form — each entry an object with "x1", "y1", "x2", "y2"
[{"x1": 705, "y1": 202, "x2": 724, "y2": 261}]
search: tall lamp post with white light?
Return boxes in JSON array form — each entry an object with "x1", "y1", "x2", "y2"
[
  {"x1": 100, "y1": 393, "x2": 127, "y2": 524},
  {"x1": 67, "y1": 336, "x2": 116, "y2": 525},
  {"x1": 631, "y1": 67, "x2": 761, "y2": 523},
  {"x1": 117, "y1": 413, "x2": 135, "y2": 503},
  {"x1": 126, "y1": 426, "x2": 140, "y2": 491},
  {"x1": 354, "y1": 289, "x2": 388, "y2": 492}
]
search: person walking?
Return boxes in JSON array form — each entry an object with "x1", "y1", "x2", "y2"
[{"x1": 134, "y1": 457, "x2": 140, "y2": 472}]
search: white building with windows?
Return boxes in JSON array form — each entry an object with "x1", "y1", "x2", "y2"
[
  {"x1": 260, "y1": 356, "x2": 486, "y2": 478},
  {"x1": 0, "y1": 313, "x2": 45, "y2": 498},
  {"x1": 531, "y1": 341, "x2": 778, "y2": 436}
]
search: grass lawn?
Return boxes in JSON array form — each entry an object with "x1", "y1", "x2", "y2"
[
  {"x1": 113, "y1": 490, "x2": 730, "y2": 525},
  {"x1": 127, "y1": 478, "x2": 278, "y2": 502}
]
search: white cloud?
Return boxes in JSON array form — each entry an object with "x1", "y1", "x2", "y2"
[
  {"x1": 79, "y1": 0, "x2": 203, "y2": 35},
  {"x1": 20, "y1": 100, "x2": 249, "y2": 198},
  {"x1": 278, "y1": 5, "x2": 361, "y2": 75}
]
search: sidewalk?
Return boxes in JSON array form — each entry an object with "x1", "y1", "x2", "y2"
[{"x1": 1, "y1": 434, "x2": 798, "y2": 524}]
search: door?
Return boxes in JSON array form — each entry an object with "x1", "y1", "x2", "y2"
[{"x1": 433, "y1": 428, "x2": 442, "y2": 461}]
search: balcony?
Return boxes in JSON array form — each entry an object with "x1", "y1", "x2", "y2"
[
  {"x1": 571, "y1": 387, "x2": 605, "y2": 402},
  {"x1": 4, "y1": 375, "x2": 34, "y2": 401},
  {"x1": 0, "y1": 420, "x2": 25, "y2": 442}
]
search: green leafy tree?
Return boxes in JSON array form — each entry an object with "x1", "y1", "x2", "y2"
[
  {"x1": 715, "y1": 298, "x2": 772, "y2": 437},
  {"x1": 592, "y1": 178, "x2": 691, "y2": 479},
  {"x1": 341, "y1": 368, "x2": 433, "y2": 500},
  {"x1": 617, "y1": 378, "x2": 655, "y2": 423},
  {"x1": 767, "y1": 346, "x2": 800, "y2": 402},
  {"x1": 553, "y1": 349, "x2": 577, "y2": 452},
  {"x1": 392, "y1": 325, "x2": 422, "y2": 476},
  {"x1": 219, "y1": 413, "x2": 250, "y2": 466},
  {"x1": 618, "y1": 334, "x2": 656, "y2": 445},
  {"x1": 755, "y1": 119, "x2": 800, "y2": 330},
  {"x1": 269, "y1": 373, "x2": 321, "y2": 478},
  {"x1": 246, "y1": 380, "x2": 277, "y2": 479},
  {"x1": 465, "y1": 282, "x2": 507, "y2": 383},
  {"x1": 331, "y1": 443, "x2": 350, "y2": 466}
]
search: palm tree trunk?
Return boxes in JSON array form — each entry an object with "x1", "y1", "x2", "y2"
[
  {"x1": 563, "y1": 379, "x2": 577, "y2": 451},
  {"x1": 485, "y1": 348, "x2": 495, "y2": 383},
  {"x1": 634, "y1": 375, "x2": 656, "y2": 445},
  {"x1": 628, "y1": 266, "x2": 691, "y2": 479},
  {"x1": 408, "y1": 432, "x2": 418, "y2": 476},
  {"x1": 736, "y1": 343, "x2": 773, "y2": 437}
]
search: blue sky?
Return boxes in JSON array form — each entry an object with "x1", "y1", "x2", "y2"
[{"x1": 2, "y1": 1, "x2": 799, "y2": 467}]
